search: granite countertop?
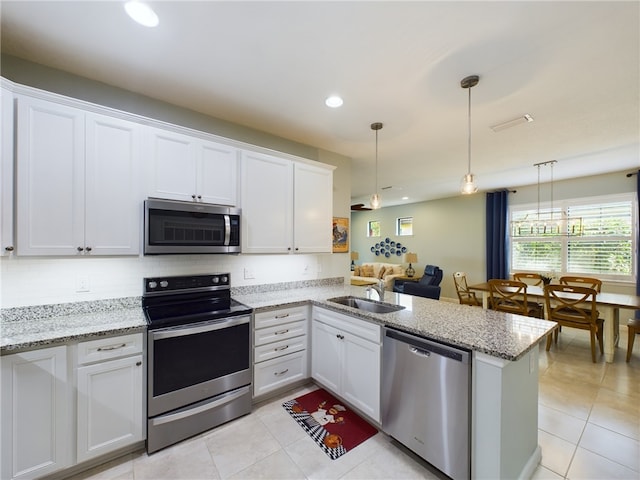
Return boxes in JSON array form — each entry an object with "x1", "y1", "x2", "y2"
[
  {"x1": 1, "y1": 281, "x2": 554, "y2": 360},
  {"x1": 1, "y1": 297, "x2": 146, "y2": 354}
]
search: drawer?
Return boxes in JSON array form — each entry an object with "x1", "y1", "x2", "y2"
[
  {"x1": 77, "y1": 333, "x2": 143, "y2": 365},
  {"x1": 254, "y1": 335, "x2": 307, "y2": 364},
  {"x1": 254, "y1": 319, "x2": 307, "y2": 347},
  {"x1": 253, "y1": 350, "x2": 307, "y2": 398},
  {"x1": 312, "y1": 307, "x2": 381, "y2": 344},
  {"x1": 254, "y1": 305, "x2": 308, "y2": 329}
]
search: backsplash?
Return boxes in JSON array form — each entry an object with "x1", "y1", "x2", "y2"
[{"x1": 1, "y1": 253, "x2": 348, "y2": 308}]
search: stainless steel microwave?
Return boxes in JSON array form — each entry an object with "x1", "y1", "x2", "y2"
[{"x1": 144, "y1": 199, "x2": 241, "y2": 254}]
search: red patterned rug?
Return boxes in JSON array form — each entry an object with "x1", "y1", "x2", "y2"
[{"x1": 282, "y1": 388, "x2": 378, "y2": 460}]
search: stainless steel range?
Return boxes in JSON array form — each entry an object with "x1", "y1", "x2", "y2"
[{"x1": 143, "y1": 273, "x2": 253, "y2": 453}]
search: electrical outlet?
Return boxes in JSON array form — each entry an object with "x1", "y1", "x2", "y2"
[
  {"x1": 302, "y1": 264, "x2": 310, "y2": 275},
  {"x1": 76, "y1": 276, "x2": 90, "y2": 292},
  {"x1": 243, "y1": 268, "x2": 255, "y2": 280}
]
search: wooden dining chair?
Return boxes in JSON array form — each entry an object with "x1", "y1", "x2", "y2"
[
  {"x1": 559, "y1": 276, "x2": 602, "y2": 293},
  {"x1": 453, "y1": 272, "x2": 481, "y2": 306},
  {"x1": 488, "y1": 279, "x2": 541, "y2": 317},
  {"x1": 513, "y1": 272, "x2": 544, "y2": 286},
  {"x1": 627, "y1": 318, "x2": 640, "y2": 362},
  {"x1": 544, "y1": 284, "x2": 604, "y2": 362}
]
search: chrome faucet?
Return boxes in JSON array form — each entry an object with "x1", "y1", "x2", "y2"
[{"x1": 367, "y1": 279, "x2": 385, "y2": 301}]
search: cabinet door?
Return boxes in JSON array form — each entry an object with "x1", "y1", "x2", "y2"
[
  {"x1": 342, "y1": 333, "x2": 381, "y2": 422},
  {"x1": 77, "y1": 355, "x2": 144, "y2": 463},
  {"x1": 311, "y1": 320, "x2": 342, "y2": 394},
  {"x1": 85, "y1": 113, "x2": 142, "y2": 255},
  {"x1": 240, "y1": 150, "x2": 293, "y2": 253},
  {"x1": 146, "y1": 127, "x2": 198, "y2": 202},
  {"x1": 293, "y1": 162, "x2": 333, "y2": 253},
  {"x1": 198, "y1": 140, "x2": 238, "y2": 205},
  {"x1": 16, "y1": 95, "x2": 85, "y2": 255},
  {"x1": 1, "y1": 87, "x2": 14, "y2": 255},
  {"x1": 1, "y1": 346, "x2": 71, "y2": 480}
]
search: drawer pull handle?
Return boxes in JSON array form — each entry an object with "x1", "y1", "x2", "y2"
[
  {"x1": 275, "y1": 329, "x2": 289, "y2": 335},
  {"x1": 97, "y1": 343, "x2": 126, "y2": 352},
  {"x1": 275, "y1": 345, "x2": 289, "y2": 351},
  {"x1": 274, "y1": 369, "x2": 289, "y2": 376},
  {"x1": 275, "y1": 313, "x2": 290, "y2": 319},
  {"x1": 336, "y1": 334, "x2": 344, "y2": 340}
]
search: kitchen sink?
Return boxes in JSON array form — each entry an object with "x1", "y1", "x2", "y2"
[{"x1": 327, "y1": 296, "x2": 405, "y2": 314}]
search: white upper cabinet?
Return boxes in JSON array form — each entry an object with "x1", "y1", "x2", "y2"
[
  {"x1": 240, "y1": 150, "x2": 333, "y2": 254},
  {"x1": 16, "y1": 95, "x2": 142, "y2": 256},
  {"x1": 1, "y1": 87, "x2": 15, "y2": 255},
  {"x1": 146, "y1": 126, "x2": 238, "y2": 206}
]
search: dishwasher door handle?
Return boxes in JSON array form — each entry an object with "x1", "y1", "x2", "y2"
[{"x1": 409, "y1": 346, "x2": 431, "y2": 357}]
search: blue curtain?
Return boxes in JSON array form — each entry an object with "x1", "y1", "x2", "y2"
[{"x1": 486, "y1": 190, "x2": 509, "y2": 280}]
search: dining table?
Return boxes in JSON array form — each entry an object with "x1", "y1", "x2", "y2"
[{"x1": 468, "y1": 282, "x2": 640, "y2": 362}]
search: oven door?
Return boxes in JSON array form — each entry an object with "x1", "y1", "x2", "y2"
[{"x1": 148, "y1": 315, "x2": 251, "y2": 417}]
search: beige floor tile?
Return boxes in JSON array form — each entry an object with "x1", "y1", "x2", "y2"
[
  {"x1": 285, "y1": 430, "x2": 387, "y2": 480},
  {"x1": 538, "y1": 404, "x2": 586, "y2": 444},
  {"x1": 340, "y1": 439, "x2": 442, "y2": 480},
  {"x1": 579, "y1": 423, "x2": 639, "y2": 472},
  {"x1": 601, "y1": 362, "x2": 640, "y2": 399},
  {"x1": 259, "y1": 397, "x2": 311, "y2": 448},
  {"x1": 203, "y1": 414, "x2": 281, "y2": 479},
  {"x1": 538, "y1": 376, "x2": 598, "y2": 420},
  {"x1": 531, "y1": 464, "x2": 564, "y2": 480},
  {"x1": 566, "y1": 446, "x2": 638, "y2": 479},
  {"x1": 538, "y1": 430, "x2": 577, "y2": 477},
  {"x1": 133, "y1": 435, "x2": 220, "y2": 479},
  {"x1": 588, "y1": 388, "x2": 640, "y2": 441},
  {"x1": 228, "y1": 449, "x2": 306, "y2": 480}
]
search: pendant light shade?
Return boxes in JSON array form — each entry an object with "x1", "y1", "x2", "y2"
[
  {"x1": 370, "y1": 122, "x2": 383, "y2": 209},
  {"x1": 460, "y1": 75, "x2": 479, "y2": 194}
]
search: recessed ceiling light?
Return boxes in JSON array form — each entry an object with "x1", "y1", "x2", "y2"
[
  {"x1": 325, "y1": 96, "x2": 343, "y2": 108},
  {"x1": 124, "y1": 1, "x2": 159, "y2": 27},
  {"x1": 402, "y1": 196, "x2": 409, "y2": 200}
]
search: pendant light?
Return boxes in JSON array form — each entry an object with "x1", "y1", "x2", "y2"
[
  {"x1": 460, "y1": 75, "x2": 479, "y2": 194},
  {"x1": 370, "y1": 122, "x2": 383, "y2": 209}
]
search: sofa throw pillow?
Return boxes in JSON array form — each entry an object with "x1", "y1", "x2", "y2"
[
  {"x1": 353, "y1": 266, "x2": 361, "y2": 276},
  {"x1": 360, "y1": 265, "x2": 374, "y2": 277},
  {"x1": 392, "y1": 265, "x2": 404, "y2": 275},
  {"x1": 377, "y1": 266, "x2": 387, "y2": 279}
]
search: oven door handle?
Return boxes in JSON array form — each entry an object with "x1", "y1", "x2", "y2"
[{"x1": 151, "y1": 315, "x2": 250, "y2": 340}]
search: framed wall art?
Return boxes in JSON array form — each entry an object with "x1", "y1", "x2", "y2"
[{"x1": 332, "y1": 217, "x2": 349, "y2": 253}]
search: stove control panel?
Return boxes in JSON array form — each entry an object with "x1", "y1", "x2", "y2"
[{"x1": 143, "y1": 273, "x2": 230, "y2": 295}]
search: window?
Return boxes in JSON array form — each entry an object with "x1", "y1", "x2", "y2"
[
  {"x1": 367, "y1": 220, "x2": 380, "y2": 237},
  {"x1": 396, "y1": 217, "x2": 413, "y2": 236},
  {"x1": 510, "y1": 194, "x2": 637, "y2": 282}
]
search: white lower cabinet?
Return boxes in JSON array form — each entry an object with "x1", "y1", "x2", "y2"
[
  {"x1": 253, "y1": 305, "x2": 309, "y2": 398},
  {"x1": 1, "y1": 345, "x2": 71, "y2": 480},
  {"x1": 76, "y1": 334, "x2": 145, "y2": 463},
  {"x1": 311, "y1": 307, "x2": 382, "y2": 422},
  {"x1": 0, "y1": 333, "x2": 144, "y2": 480}
]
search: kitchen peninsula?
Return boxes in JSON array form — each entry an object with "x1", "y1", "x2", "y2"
[{"x1": 1, "y1": 281, "x2": 554, "y2": 480}]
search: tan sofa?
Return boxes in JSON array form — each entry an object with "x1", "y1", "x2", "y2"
[{"x1": 351, "y1": 262, "x2": 406, "y2": 290}]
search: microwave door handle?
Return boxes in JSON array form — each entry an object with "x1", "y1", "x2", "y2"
[{"x1": 224, "y1": 214, "x2": 231, "y2": 246}]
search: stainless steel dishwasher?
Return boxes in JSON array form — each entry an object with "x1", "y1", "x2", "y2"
[{"x1": 382, "y1": 327, "x2": 471, "y2": 480}]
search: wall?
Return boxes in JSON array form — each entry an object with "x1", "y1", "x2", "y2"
[
  {"x1": 351, "y1": 170, "x2": 637, "y2": 301},
  {"x1": 0, "y1": 55, "x2": 352, "y2": 308}
]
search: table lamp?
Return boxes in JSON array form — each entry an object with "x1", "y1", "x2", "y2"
[
  {"x1": 405, "y1": 252, "x2": 418, "y2": 277},
  {"x1": 350, "y1": 251, "x2": 359, "y2": 271}
]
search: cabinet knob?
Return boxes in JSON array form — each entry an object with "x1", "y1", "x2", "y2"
[
  {"x1": 4, "y1": 246, "x2": 14, "y2": 252},
  {"x1": 136, "y1": 361, "x2": 142, "y2": 366},
  {"x1": 197, "y1": 195, "x2": 202, "y2": 200},
  {"x1": 77, "y1": 246, "x2": 84, "y2": 252},
  {"x1": 295, "y1": 247, "x2": 299, "y2": 251},
  {"x1": 85, "y1": 246, "x2": 92, "y2": 252},
  {"x1": 336, "y1": 334, "x2": 344, "y2": 340},
  {"x1": 192, "y1": 194, "x2": 197, "y2": 200},
  {"x1": 287, "y1": 247, "x2": 292, "y2": 251}
]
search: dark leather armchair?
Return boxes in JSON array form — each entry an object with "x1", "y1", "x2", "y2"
[{"x1": 395, "y1": 265, "x2": 443, "y2": 300}]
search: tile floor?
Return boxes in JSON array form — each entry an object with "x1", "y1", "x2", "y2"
[{"x1": 69, "y1": 325, "x2": 639, "y2": 480}]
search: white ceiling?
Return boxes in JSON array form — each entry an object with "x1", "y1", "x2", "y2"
[{"x1": 2, "y1": 1, "x2": 638, "y2": 207}]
